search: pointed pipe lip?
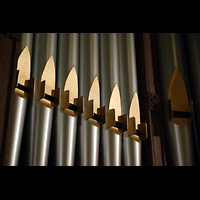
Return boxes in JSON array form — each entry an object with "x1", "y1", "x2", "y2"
[
  {"x1": 16, "y1": 46, "x2": 30, "y2": 84},
  {"x1": 38, "y1": 56, "x2": 60, "y2": 109},
  {"x1": 63, "y1": 65, "x2": 78, "y2": 103},
  {"x1": 86, "y1": 75, "x2": 106, "y2": 127},
  {"x1": 108, "y1": 83, "x2": 121, "y2": 120},
  {"x1": 168, "y1": 67, "x2": 194, "y2": 126},
  {"x1": 107, "y1": 84, "x2": 127, "y2": 135},
  {"x1": 128, "y1": 92, "x2": 148, "y2": 143},
  {"x1": 40, "y1": 56, "x2": 55, "y2": 95},
  {"x1": 15, "y1": 46, "x2": 35, "y2": 99},
  {"x1": 61, "y1": 65, "x2": 83, "y2": 117},
  {"x1": 88, "y1": 75, "x2": 100, "y2": 113}
]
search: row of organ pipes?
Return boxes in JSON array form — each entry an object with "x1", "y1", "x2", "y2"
[{"x1": 6, "y1": 33, "x2": 200, "y2": 166}]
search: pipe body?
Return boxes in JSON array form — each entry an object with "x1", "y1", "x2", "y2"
[
  {"x1": 76, "y1": 33, "x2": 99, "y2": 166},
  {"x1": 100, "y1": 33, "x2": 121, "y2": 166},
  {"x1": 7, "y1": 96, "x2": 27, "y2": 165},
  {"x1": 183, "y1": 33, "x2": 200, "y2": 161},
  {"x1": 118, "y1": 33, "x2": 141, "y2": 166},
  {"x1": 154, "y1": 33, "x2": 195, "y2": 166},
  {"x1": 50, "y1": 33, "x2": 79, "y2": 166},
  {"x1": 33, "y1": 33, "x2": 57, "y2": 166},
  {"x1": 8, "y1": 33, "x2": 33, "y2": 166}
]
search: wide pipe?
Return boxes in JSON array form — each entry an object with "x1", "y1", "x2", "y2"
[
  {"x1": 118, "y1": 33, "x2": 141, "y2": 166},
  {"x1": 77, "y1": 33, "x2": 100, "y2": 166},
  {"x1": 7, "y1": 33, "x2": 33, "y2": 166},
  {"x1": 100, "y1": 33, "x2": 121, "y2": 166},
  {"x1": 50, "y1": 33, "x2": 79, "y2": 166},
  {"x1": 33, "y1": 33, "x2": 57, "y2": 166},
  {"x1": 154, "y1": 33, "x2": 195, "y2": 166}
]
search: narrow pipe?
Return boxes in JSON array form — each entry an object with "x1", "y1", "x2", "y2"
[
  {"x1": 77, "y1": 33, "x2": 100, "y2": 166},
  {"x1": 33, "y1": 33, "x2": 57, "y2": 166},
  {"x1": 154, "y1": 33, "x2": 195, "y2": 166},
  {"x1": 7, "y1": 96, "x2": 28, "y2": 166},
  {"x1": 49, "y1": 33, "x2": 79, "y2": 166},
  {"x1": 118, "y1": 33, "x2": 141, "y2": 166},
  {"x1": 100, "y1": 33, "x2": 121, "y2": 166},
  {"x1": 7, "y1": 33, "x2": 33, "y2": 166}
]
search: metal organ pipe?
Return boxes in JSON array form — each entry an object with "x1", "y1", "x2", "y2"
[
  {"x1": 50, "y1": 33, "x2": 79, "y2": 166},
  {"x1": 77, "y1": 33, "x2": 100, "y2": 166},
  {"x1": 100, "y1": 33, "x2": 121, "y2": 166},
  {"x1": 118, "y1": 33, "x2": 141, "y2": 166},
  {"x1": 154, "y1": 33, "x2": 195, "y2": 166},
  {"x1": 7, "y1": 33, "x2": 33, "y2": 166}
]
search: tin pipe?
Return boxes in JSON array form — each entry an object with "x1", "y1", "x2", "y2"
[
  {"x1": 77, "y1": 33, "x2": 99, "y2": 166},
  {"x1": 118, "y1": 33, "x2": 141, "y2": 166},
  {"x1": 183, "y1": 33, "x2": 200, "y2": 162},
  {"x1": 33, "y1": 33, "x2": 57, "y2": 166},
  {"x1": 7, "y1": 33, "x2": 33, "y2": 166},
  {"x1": 100, "y1": 33, "x2": 121, "y2": 166},
  {"x1": 154, "y1": 33, "x2": 195, "y2": 166},
  {"x1": 50, "y1": 33, "x2": 79, "y2": 166}
]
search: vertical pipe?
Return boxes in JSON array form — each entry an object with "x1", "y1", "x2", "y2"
[
  {"x1": 183, "y1": 33, "x2": 200, "y2": 162},
  {"x1": 118, "y1": 33, "x2": 141, "y2": 166},
  {"x1": 33, "y1": 33, "x2": 57, "y2": 166},
  {"x1": 154, "y1": 33, "x2": 195, "y2": 166},
  {"x1": 49, "y1": 33, "x2": 79, "y2": 166},
  {"x1": 77, "y1": 33, "x2": 99, "y2": 166},
  {"x1": 26, "y1": 33, "x2": 48, "y2": 165},
  {"x1": 100, "y1": 33, "x2": 121, "y2": 166},
  {"x1": 7, "y1": 33, "x2": 33, "y2": 166}
]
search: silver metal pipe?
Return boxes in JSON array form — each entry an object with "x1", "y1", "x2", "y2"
[
  {"x1": 7, "y1": 33, "x2": 33, "y2": 166},
  {"x1": 51, "y1": 33, "x2": 79, "y2": 166},
  {"x1": 100, "y1": 33, "x2": 121, "y2": 166},
  {"x1": 77, "y1": 33, "x2": 100, "y2": 166},
  {"x1": 183, "y1": 33, "x2": 200, "y2": 161},
  {"x1": 26, "y1": 33, "x2": 48, "y2": 165},
  {"x1": 7, "y1": 96, "x2": 27, "y2": 166},
  {"x1": 33, "y1": 33, "x2": 57, "y2": 166},
  {"x1": 118, "y1": 33, "x2": 141, "y2": 166},
  {"x1": 154, "y1": 33, "x2": 195, "y2": 166}
]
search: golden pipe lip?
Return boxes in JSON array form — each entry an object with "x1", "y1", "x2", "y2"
[
  {"x1": 17, "y1": 46, "x2": 31, "y2": 85},
  {"x1": 63, "y1": 66, "x2": 78, "y2": 104},
  {"x1": 129, "y1": 92, "x2": 140, "y2": 126},
  {"x1": 168, "y1": 67, "x2": 194, "y2": 126},
  {"x1": 108, "y1": 84, "x2": 121, "y2": 121},
  {"x1": 88, "y1": 75, "x2": 100, "y2": 114},
  {"x1": 40, "y1": 56, "x2": 55, "y2": 96},
  {"x1": 15, "y1": 46, "x2": 32, "y2": 98}
]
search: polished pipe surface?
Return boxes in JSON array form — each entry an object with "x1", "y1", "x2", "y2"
[
  {"x1": 33, "y1": 103, "x2": 53, "y2": 166},
  {"x1": 77, "y1": 33, "x2": 100, "y2": 166},
  {"x1": 118, "y1": 33, "x2": 141, "y2": 166},
  {"x1": 183, "y1": 33, "x2": 200, "y2": 161},
  {"x1": 100, "y1": 33, "x2": 121, "y2": 166},
  {"x1": 9, "y1": 34, "x2": 33, "y2": 166},
  {"x1": 155, "y1": 33, "x2": 195, "y2": 166},
  {"x1": 32, "y1": 33, "x2": 57, "y2": 166},
  {"x1": 50, "y1": 33, "x2": 79, "y2": 166},
  {"x1": 7, "y1": 96, "x2": 27, "y2": 166}
]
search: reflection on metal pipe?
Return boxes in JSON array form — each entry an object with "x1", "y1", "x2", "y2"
[
  {"x1": 100, "y1": 33, "x2": 121, "y2": 166},
  {"x1": 77, "y1": 33, "x2": 100, "y2": 166},
  {"x1": 49, "y1": 33, "x2": 79, "y2": 166},
  {"x1": 7, "y1": 46, "x2": 32, "y2": 166},
  {"x1": 118, "y1": 33, "x2": 141, "y2": 166},
  {"x1": 155, "y1": 33, "x2": 195, "y2": 166},
  {"x1": 183, "y1": 33, "x2": 200, "y2": 162},
  {"x1": 33, "y1": 33, "x2": 58, "y2": 166},
  {"x1": 33, "y1": 56, "x2": 58, "y2": 166}
]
